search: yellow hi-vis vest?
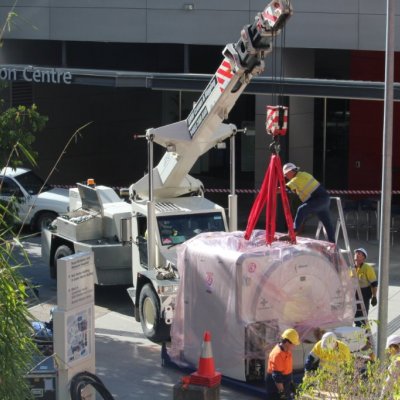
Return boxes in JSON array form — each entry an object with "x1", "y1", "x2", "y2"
[
  {"x1": 286, "y1": 171, "x2": 320, "y2": 202},
  {"x1": 353, "y1": 262, "x2": 377, "y2": 289},
  {"x1": 309, "y1": 340, "x2": 351, "y2": 373}
]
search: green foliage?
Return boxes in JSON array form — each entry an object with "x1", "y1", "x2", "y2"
[
  {"x1": 0, "y1": 11, "x2": 17, "y2": 46},
  {"x1": 0, "y1": 9, "x2": 51, "y2": 399},
  {"x1": 0, "y1": 101, "x2": 48, "y2": 169},
  {"x1": 0, "y1": 99, "x2": 89, "y2": 399},
  {"x1": 0, "y1": 235, "x2": 39, "y2": 400},
  {"x1": 0, "y1": 197, "x2": 19, "y2": 228},
  {"x1": 0, "y1": 78, "x2": 47, "y2": 400},
  {"x1": 296, "y1": 355, "x2": 392, "y2": 400}
]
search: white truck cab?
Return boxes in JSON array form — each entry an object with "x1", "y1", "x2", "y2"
[
  {"x1": 0, "y1": 167, "x2": 69, "y2": 231},
  {"x1": 127, "y1": 195, "x2": 228, "y2": 342}
]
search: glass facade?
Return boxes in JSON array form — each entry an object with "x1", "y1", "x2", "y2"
[{"x1": 314, "y1": 98, "x2": 350, "y2": 190}]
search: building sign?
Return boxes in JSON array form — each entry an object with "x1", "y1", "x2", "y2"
[
  {"x1": 0, "y1": 65, "x2": 72, "y2": 84},
  {"x1": 53, "y1": 251, "x2": 95, "y2": 400}
]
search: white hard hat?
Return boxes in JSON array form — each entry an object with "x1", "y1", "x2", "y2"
[
  {"x1": 321, "y1": 332, "x2": 338, "y2": 350},
  {"x1": 386, "y1": 334, "x2": 400, "y2": 348},
  {"x1": 354, "y1": 248, "x2": 368, "y2": 258},
  {"x1": 283, "y1": 163, "x2": 298, "y2": 175}
]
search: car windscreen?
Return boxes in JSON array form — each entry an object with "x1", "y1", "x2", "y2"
[
  {"x1": 14, "y1": 171, "x2": 51, "y2": 195},
  {"x1": 157, "y1": 212, "x2": 225, "y2": 246}
]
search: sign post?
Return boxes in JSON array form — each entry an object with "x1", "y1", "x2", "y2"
[{"x1": 53, "y1": 252, "x2": 95, "y2": 400}]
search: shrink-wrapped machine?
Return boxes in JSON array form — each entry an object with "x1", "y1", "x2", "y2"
[{"x1": 168, "y1": 230, "x2": 356, "y2": 382}]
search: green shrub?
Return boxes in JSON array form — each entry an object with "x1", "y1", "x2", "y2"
[
  {"x1": 0, "y1": 197, "x2": 19, "y2": 229},
  {"x1": 296, "y1": 354, "x2": 392, "y2": 400}
]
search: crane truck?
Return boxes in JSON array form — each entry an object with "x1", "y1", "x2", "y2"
[{"x1": 42, "y1": 0, "x2": 293, "y2": 342}]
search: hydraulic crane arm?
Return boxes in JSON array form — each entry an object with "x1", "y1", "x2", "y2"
[{"x1": 131, "y1": 0, "x2": 293, "y2": 200}]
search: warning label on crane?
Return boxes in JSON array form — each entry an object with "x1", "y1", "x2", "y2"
[
  {"x1": 187, "y1": 58, "x2": 234, "y2": 138},
  {"x1": 187, "y1": 76, "x2": 217, "y2": 137},
  {"x1": 216, "y1": 59, "x2": 234, "y2": 91}
]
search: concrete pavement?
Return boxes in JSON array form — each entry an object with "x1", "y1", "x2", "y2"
[
  {"x1": 94, "y1": 311, "x2": 262, "y2": 400},
  {"x1": 24, "y1": 235, "x2": 261, "y2": 399}
]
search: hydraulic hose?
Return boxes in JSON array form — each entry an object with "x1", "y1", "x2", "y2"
[{"x1": 70, "y1": 371, "x2": 115, "y2": 400}]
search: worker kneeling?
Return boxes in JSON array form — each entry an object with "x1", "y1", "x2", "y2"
[
  {"x1": 266, "y1": 328, "x2": 300, "y2": 400},
  {"x1": 304, "y1": 332, "x2": 351, "y2": 374}
]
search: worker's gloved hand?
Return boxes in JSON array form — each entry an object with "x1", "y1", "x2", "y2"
[{"x1": 371, "y1": 296, "x2": 377, "y2": 307}]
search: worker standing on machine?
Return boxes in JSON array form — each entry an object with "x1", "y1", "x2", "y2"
[
  {"x1": 353, "y1": 247, "x2": 378, "y2": 327},
  {"x1": 266, "y1": 328, "x2": 301, "y2": 400},
  {"x1": 281, "y1": 163, "x2": 335, "y2": 243}
]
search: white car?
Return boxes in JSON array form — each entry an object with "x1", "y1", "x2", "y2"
[{"x1": 0, "y1": 167, "x2": 69, "y2": 231}]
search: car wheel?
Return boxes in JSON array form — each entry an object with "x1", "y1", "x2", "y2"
[
  {"x1": 34, "y1": 211, "x2": 58, "y2": 232},
  {"x1": 139, "y1": 284, "x2": 170, "y2": 342},
  {"x1": 51, "y1": 245, "x2": 73, "y2": 279}
]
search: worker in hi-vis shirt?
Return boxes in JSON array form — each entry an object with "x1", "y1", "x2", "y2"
[
  {"x1": 266, "y1": 328, "x2": 300, "y2": 400},
  {"x1": 282, "y1": 163, "x2": 335, "y2": 243}
]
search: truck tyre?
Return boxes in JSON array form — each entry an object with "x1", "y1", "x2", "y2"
[
  {"x1": 34, "y1": 211, "x2": 58, "y2": 232},
  {"x1": 51, "y1": 245, "x2": 73, "y2": 279},
  {"x1": 139, "y1": 284, "x2": 170, "y2": 342}
]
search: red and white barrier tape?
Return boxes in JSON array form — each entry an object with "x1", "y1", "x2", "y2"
[
  {"x1": 52, "y1": 185, "x2": 400, "y2": 195},
  {"x1": 204, "y1": 188, "x2": 400, "y2": 195}
]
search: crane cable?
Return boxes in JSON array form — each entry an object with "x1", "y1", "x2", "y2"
[
  {"x1": 279, "y1": 16, "x2": 287, "y2": 106},
  {"x1": 244, "y1": 7, "x2": 295, "y2": 244},
  {"x1": 270, "y1": 6, "x2": 288, "y2": 106}
]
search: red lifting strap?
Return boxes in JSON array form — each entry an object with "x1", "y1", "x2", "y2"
[{"x1": 244, "y1": 154, "x2": 296, "y2": 244}]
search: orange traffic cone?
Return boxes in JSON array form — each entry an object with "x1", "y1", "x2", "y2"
[{"x1": 190, "y1": 331, "x2": 222, "y2": 387}]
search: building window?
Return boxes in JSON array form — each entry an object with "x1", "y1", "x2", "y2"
[{"x1": 314, "y1": 98, "x2": 350, "y2": 189}]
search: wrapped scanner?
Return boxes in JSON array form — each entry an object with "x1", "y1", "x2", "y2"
[{"x1": 168, "y1": 230, "x2": 356, "y2": 382}]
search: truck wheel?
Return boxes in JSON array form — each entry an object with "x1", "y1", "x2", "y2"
[
  {"x1": 34, "y1": 211, "x2": 58, "y2": 232},
  {"x1": 51, "y1": 245, "x2": 73, "y2": 279},
  {"x1": 139, "y1": 284, "x2": 170, "y2": 342}
]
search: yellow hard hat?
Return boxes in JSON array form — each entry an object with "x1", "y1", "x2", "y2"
[{"x1": 281, "y1": 328, "x2": 300, "y2": 345}]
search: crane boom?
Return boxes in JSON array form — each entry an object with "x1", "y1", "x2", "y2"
[{"x1": 131, "y1": 0, "x2": 293, "y2": 200}]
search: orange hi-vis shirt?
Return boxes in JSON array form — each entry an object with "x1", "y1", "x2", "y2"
[{"x1": 267, "y1": 344, "x2": 293, "y2": 375}]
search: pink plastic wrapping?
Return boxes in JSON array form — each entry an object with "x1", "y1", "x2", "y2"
[{"x1": 168, "y1": 230, "x2": 356, "y2": 382}]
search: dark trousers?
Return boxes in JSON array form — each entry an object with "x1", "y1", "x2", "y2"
[
  {"x1": 294, "y1": 186, "x2": 335, "y2": 243},
  {"x1": 265, "y1": 373, "x2": 293, "y2": 399}
]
